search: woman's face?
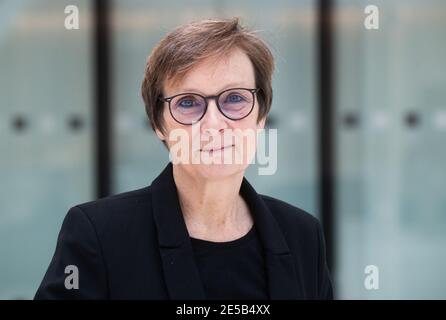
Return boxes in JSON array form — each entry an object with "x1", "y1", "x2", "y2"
[{"x1": 156, "y1": 48, "x2": 266, "y2": 180}]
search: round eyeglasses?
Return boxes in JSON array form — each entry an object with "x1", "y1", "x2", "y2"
[{"x1": 160, "y1": 88, "x2": 259, "y2": 125}]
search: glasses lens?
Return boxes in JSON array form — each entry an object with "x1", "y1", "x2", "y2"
[
  {"x1": 218, "y1": 89, "x2": 254, "y2": 119},
  {"x1": 170, "y1": 94, "x2": 206, "y2": 124}
]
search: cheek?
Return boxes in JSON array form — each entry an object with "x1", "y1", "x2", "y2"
[
  {"x1": 231, "y1": 121, "x2": 261, "y2": 164},
  {"x1": 162, "y1": 108, "x2": 184, "y2": 145},
  {"x1": 234, "y1": 104, "x2": 262, "y2": 136}
]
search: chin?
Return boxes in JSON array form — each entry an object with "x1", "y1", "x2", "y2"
[{"x1": 192, "y1": 162, "x2": 247, "y2": 180}]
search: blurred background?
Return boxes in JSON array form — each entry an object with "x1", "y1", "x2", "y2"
[{"x1": 0, "y1": 0, "x2": 445, "y2": 299}]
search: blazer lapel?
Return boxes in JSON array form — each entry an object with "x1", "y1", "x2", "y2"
[
  {"x1": 240, "y1": 178, "x2": 306, "y2": 299},
  {"x1": 151, "y1": 163, "x2": 206, "y2": 300},
  {"x1": 151, "y1": 162, "x2": 304, "y2": 300}
]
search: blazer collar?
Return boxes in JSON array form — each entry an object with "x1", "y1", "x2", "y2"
[{"x1": 150, "y1": 162, "x2": 304, "y2": 299}]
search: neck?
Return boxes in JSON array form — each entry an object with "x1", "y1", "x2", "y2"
[{"x1": 172, "y1": 165, "x2": 252, "y2": 240}]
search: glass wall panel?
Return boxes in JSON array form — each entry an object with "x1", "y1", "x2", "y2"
[
  {"x1": 335, "y1": 0, "x2": 446, "y2": 299},
  {"x1": 0, "y1": 0, "x2": 94, "y2": 299}
]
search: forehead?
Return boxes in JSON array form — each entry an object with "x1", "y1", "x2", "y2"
[{"x1": 165, "y1": 48, "x2": 255, "y2": 96}]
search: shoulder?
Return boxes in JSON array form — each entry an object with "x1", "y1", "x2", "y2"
[
  {"x1": 260, "y1": 195, "x2": 334, "y2": 300},
  {"x1": 68, "y1": 186, "x2": 153, "y2": 228}
]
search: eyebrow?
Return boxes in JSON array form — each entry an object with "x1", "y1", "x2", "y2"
[{"x1": 176, "y1": 83, "x2": 252, "y2": 95}]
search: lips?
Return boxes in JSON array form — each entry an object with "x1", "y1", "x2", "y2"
[{"x1": 200, "y1": 144, "x2": 234, "y2": 152}]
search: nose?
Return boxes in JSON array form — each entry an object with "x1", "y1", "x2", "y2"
[{"x1": 199, "y1": 98, "x2": 229, "y2": 133}]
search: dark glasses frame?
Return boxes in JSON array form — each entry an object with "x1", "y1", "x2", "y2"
[{"x1": 160, "y1": 87, "x2": 259, "y2": 125}]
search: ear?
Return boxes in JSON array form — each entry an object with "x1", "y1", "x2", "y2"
[
  {"x1": 257, "y1": 116, "x2": 267, "y2": 130},
  {"x1": 155, "y1": 127, "x2": 166, "y2": 141}
]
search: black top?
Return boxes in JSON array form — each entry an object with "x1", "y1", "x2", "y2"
[
  {"x1": 190, "y1": 225, "x2": 269, "y2": 300},
  {"x1": 34, "y1": 162, "x2": 333, "y2": 299}
]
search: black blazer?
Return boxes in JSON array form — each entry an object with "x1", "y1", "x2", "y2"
[{"x1": 35, "y1": 162, "x2": 333, "y2": 300}]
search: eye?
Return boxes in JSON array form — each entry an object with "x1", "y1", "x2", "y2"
[
  {"x1": 178, "y1": 97, "x2": 198, "y2": 108},
  {"x1": 226, "y1": 94, "x2": 245, "y2": 103}
]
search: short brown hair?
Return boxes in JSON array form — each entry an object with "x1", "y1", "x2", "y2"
[{"x1": 141, "y1": 17, "x2": 275, "y2": 134}]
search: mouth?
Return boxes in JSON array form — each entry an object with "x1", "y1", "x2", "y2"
[{"x1": 200, "y1": 144, "x2": 235, "y2": 153}]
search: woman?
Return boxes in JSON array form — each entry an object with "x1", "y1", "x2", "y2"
[{"x1": 35, "y1": 17, "x2": 333, "y2": 300}]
